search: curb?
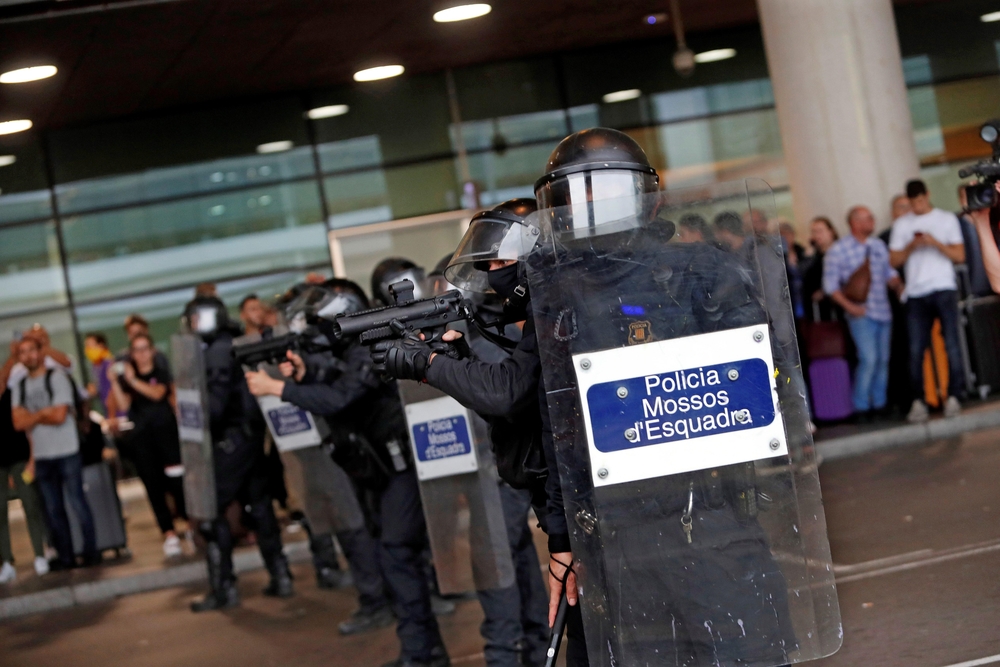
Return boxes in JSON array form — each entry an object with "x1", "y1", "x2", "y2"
[
  {"x1": 0, "y1": 540, "x2": 310, "y2": 621},
  {"x1": 816, "y1": 407, "x2": 1000, "y2": 461}
]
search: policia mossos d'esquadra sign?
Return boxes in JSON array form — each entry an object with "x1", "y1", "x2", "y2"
[
  {"x1": 397, "y1": 379, "x2": 515, "y2": 595},
  {"x1": 171, "y1": 333, "x2": 216, "y2": 521},
  {"x1": 525, "y1": 180, "x2": 842, "y2": 667}
]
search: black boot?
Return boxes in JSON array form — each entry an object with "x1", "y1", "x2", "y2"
[
  {"x1": 191, "y1": 543, "x2": 241, "y2": 612},
  {"x1": 311, "y1": 532, "x2": 350, "y2": 589},
  {"x1": 262, "y1": 552, "x2": 294, "y2": 598}
]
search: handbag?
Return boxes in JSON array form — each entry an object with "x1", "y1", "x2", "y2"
[{"x1": 842, "y1": 246, "x2": 871, "y2": 304}]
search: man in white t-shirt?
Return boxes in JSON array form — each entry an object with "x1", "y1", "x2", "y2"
[{"x1": 889, "y1": 179, "x2": 966, "y2": 423}]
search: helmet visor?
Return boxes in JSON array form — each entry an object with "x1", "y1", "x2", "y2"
[
  {"x1": 535, "y1": 169, "x2": 659, "y2": 238},
  {"x1": 444, "y1": 218, "x2": 539, "y2": 292}
]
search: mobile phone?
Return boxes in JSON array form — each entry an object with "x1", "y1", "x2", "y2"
[{"x1": 113, "y1": 361, "x2": 127, "y2": 376}]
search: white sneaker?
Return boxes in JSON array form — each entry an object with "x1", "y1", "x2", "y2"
[
  {"x1": 163, "y1": 535, "x2": 182, "y2": 558},
  {"x1": 907, "y1": 399, "x2": 930, "y2": 423},
  {"x1": 944, "y1": 396, "x2": 962, "y2": 418},
  {"x1": 0, "y1": 561, "x2": 16, "y2": 584},
  {"x1": 34, "y1": 556, "x2": 50, "y2": 576}
]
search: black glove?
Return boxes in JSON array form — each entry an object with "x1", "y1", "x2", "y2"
[
  {"x1": 371, "y1": 336, "x2": 432, "y2": 381},
  {"x1": 427, "y1": 331, "x2": 471, "y2": 361}
]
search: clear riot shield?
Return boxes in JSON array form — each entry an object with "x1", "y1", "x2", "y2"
[
  {"x1": 171, "y1": 333, "x2": 216, "y2": 521},
  {"x1": 525, "y1": 179, "x2": 841, "y2": 667},
  {"x1": 398, "y1": 379, "x2": 515, "y2": 594}
]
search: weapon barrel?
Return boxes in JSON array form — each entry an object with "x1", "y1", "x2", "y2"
[
  {"x1": 231, "y1": 333, "x2": 300, "y2": 366},
  {"x1": 544, "y1": 592, "x2": 570, "y2": 667}
]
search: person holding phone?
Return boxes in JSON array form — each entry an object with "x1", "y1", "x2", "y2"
[
  {"x1": 109, "y1": 333, "x2": 187, "y2": 557},
  {"x1": 889, "y1": 179, "x2": 967, "y2": 422}
]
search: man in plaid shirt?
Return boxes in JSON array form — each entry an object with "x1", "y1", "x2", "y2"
[{"x1": 823, "y1": 206, "x2": 901, "y2": 418}]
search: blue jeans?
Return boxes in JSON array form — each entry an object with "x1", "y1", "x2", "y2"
[
  {"x1": 906, "y1": 289, "x2": 965, "y2": 401},
  {"x1": 847, "y1": 316, "x2": 892, "y2": 412},
  {"x1": 35, "y1": 453, "x2": 97, "y2": 565}
]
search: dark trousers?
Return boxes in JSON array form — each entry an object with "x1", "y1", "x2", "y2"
[
  {"x1": 906, "y1": 289, "x2": 965, "y2": 401},
  {"x1": 130, "y1": 421, "x2": 186, "y2": 535},
  {"x1": 371, "y1": 470, "x2": 445, "y2": 663},
  {"x1": 477, "y1": 483, "x2": 550, "y2": 667},
  {"x1": 210, "y1": 430, "x2": 283, "y2": 584},
  {"x1": 336, "y1": 526, "x2": 389, "y2": 611},
  {"x1": 35, "y1": 453, "x2": 96, "y2": 564}
]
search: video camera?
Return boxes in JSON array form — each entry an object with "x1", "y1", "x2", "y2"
[{"x1": 959, "y1": 120, "x2": 1000, "y2": 211}]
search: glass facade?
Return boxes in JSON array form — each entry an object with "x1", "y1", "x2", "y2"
[{"x1": 0, "y1": 0, "x2": 997, "y2": 384}]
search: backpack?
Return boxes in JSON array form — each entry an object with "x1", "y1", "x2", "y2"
[{"x1": 19, "y1": 369, "x2": 105, "y2": 465}]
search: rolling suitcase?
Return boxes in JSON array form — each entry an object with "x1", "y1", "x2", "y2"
[
  {"x1": 962, "y1": 294, "x2": 1000, "y2": 398},
  {"x1": 65, "y1": 461, "x2": 129, "y2": 558},
  {"x1": 808, "y1": 357, "x2": 854, "y2": 421}
]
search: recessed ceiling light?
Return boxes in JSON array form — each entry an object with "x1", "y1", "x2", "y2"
[
  {"x1": 307, "y1": 104, "x2": 349, "y2": 120},
  {"x1": 694, "y1": 48, "x2": 737, "y2": 64},
  {"x1": 0, "y1": 119, "x2": 32, "y2": 135},
  {"x1": 0, "y1": 155, "x2": 15, "y2": 167},
  {"x1": 981, "y1": 11, "x2": 1000, "y2": 22},
  {"x1": 433, "y1": 3, "x2": 491, "y2": 22},
  {"x1": 602, "y1": 89, "x2": 642, "y2": 104},
  {"x1": 645, "y1": 13, "x2": 668, "y2": 25},
  {"x1": 256, "y1": 140, "x2": 294, "y2": 154},
  {"x1": 353, "y1": 65, "x2": 405, "y2": 82},
  {"x1": 0, "y1": 65, "x2": 57, "y2": 84}
]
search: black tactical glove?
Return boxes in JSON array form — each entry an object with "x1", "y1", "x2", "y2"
[{"x1": 370, "y1": 335, "x2": 432, "y2": 381}]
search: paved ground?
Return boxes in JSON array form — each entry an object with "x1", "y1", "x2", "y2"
[{"x1": 2, "y1": 427, "x2": 1000, "y2": 667}]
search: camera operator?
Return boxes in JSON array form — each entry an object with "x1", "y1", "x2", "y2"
[
  {"x1": 244, "y1": 279, "x2": 449, "y2": 667},
  {"x1": 964, "y1": 183, "x2": 1000, "y2": 294}
]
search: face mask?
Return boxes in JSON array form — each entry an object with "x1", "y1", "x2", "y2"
[
  {"x1": 85, "y1": 347, "x2": 109, "y2": 364},
  {"x1": 487, "y1": 263, "x2": 521, "y2": 300}
]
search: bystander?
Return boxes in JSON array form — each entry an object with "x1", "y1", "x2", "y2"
[{"x1": 889, "y1": 179, "x2": 966, "y2": 422}]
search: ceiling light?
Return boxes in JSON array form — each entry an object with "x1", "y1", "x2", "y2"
[
  {"x1": 433, "y1": 3, "x2": 491, "y2": 22},
  {"x1": 0, "y1": 155, "x2": 15, "y2": 167},
  {"x1": 256, "y1": 140, "x2": 293, "y2": 154},
  {"x1": 981, "y1": 11, "x2": 1000, "y2": 22},
  {"x1": 645, "y1": 13, "x2": 668, "y2": 25},
  {"x1": 353, "y1": 65, "x2": 405, "y2": 82},
  {"x1": 602, "y1": 89, "x2": 642, "y2": 104},
  {"x1": 0, "y1": 65, "x2": 57, "y2": 84},
  {"x1": 0, "y1": 119, "x2": 32, "y2": 135},
  {"x1": 307, "y1": 104, "x2": 349, "y2": 120},
  {"x1": 694, "y1": 48, "x2": 737, "y2": 64}
]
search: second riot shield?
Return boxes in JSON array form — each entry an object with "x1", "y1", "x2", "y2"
[
  {"x1": 525, "y1": 180, "x2": 841, "y2": 667},
  {"x1": 171, "y1": 333, "x2": 216, "y2": 521},
  {"x1": 398, "y1": 380, "x2": 515, "y2": 594}
]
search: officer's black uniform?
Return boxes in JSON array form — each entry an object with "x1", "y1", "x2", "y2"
[
  {"x1": 280, "y1": 338, "x2": 448, "y2": 667},
  {"x1": 189, "y1": 300, "x2": 292, "y2": 612}
]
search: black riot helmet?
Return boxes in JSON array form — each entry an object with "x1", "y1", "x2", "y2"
[
  {"x1": 534, "y1": 128, "x2": 660, "y2": 237},
  {"x1": 183, "y1": 295, "x2": 231, "y2": 339},
  {"x1": 279, "y1": 279, "x2": 369, "y2": 340},
  {"x1": 370, "y1": 257, "x2": 426, "y2": 306},
  {"x1": 444, "y1": 198, "x2": 540, "y2": 294}
]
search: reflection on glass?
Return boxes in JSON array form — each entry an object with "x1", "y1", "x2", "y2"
[
  {"x1": 0, "y1": 221, "x2": 68, "y2": 315},
  {"x1": 0, "y1": 189, "x2": 53, "y2": 225},
  {"x1": 908, "y1": 86, "x2": 946, "y2": 160},
  {"x1": 465, "y1": 143, "x2": 552, "y2": 206},
  {"x1": 650, "y1": 79, "x2": 774, "y2": 124},
  {"x1": 451, "y1": 110, "x2": 568, "y2": 152},
  {"x1": 317, "y1": 135, "x2": 384, "y2": 174},
  {"x1": 62, "y1": 181, "x2": 327, "y2": 301},
  {"x1": 55, "y1": 147, "x2": 316, "y2": 214},
  {"x1": 324, "y1": 170, "x2": 392, "y2": 228}
]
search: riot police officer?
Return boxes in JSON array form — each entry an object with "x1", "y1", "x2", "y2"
[
  {"x1": 245, "y1": 279, "x2": 450, "y2": 667},
  {"x1": 370, "y1": 200, "x2": 580, "y2": 665},
  {"x1": 243, "y1": 284, "x2": 395, "y2": 635},
  {"x1": 185, "y1": 296, "x2": 293, "y2": 612},
  {"x1": 523, "y1": 128, "x2": 802, "y2": 666}
]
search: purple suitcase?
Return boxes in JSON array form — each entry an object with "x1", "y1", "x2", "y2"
[{"x1": 808, "y1": 357, "x2": 853, "y2": 421}]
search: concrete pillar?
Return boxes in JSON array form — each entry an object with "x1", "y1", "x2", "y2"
[{"x1": 757, "y1": 0, "x2": 921, "y2": 233}]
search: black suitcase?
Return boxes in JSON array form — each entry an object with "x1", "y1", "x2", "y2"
[
  {"x1": 64, "y1": 461, "x2": 129, "y2": 558},
  {"x1": 960, "y1": 294, "x2": 1000, "y2": 399}
]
